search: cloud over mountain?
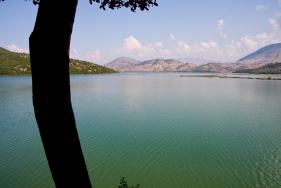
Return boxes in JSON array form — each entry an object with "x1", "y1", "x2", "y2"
[{"x1": 7, "y1": 44, "x2": 29, "y2": 53}]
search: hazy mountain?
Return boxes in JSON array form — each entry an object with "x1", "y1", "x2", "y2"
[
  {"x1": 176, "y1": 57, "x2": 215, "y2": 64},
  {"x1": 132, "y1": 58, "x2": 185, "y2": 72},
  {"x1": 105, "y1": 57, "x2": 139, "y2": 71},
  {"x1": 237, "y1": 43, "x2": 281, "y2": 67},
  {"x1": 194, "y1": 62, "x2": 237, "y2": 73},
  {"x1": 177, "y1": 63, "x2": 199, "y2": 71},
  {"x1": 105, "y1": 58, "x2": 197, "y2": 72}
]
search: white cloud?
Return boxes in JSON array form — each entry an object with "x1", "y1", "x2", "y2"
[
  {"x1": 225, "y1": 32, "x2": 279, "y2": 59},
  {"x1": 177, "y1": 41, "x2": 191, "y2": 53},
  {"x1": 217, "y1": 20, "x2": 224, "y2": 30},
  {"x1": 176, "y1": 33, "x2": 278, "y2": 61},
  {"x1": 256, "y1": 5, "x2": 269, "y2": 11},
  {"x1": 116, "y1": 36, "x2": 170, "y2": 60},
  {"x1": 240, "y1": 36, "x2": 258, "y2": 49},
  {"x1": 123, "y1": 36, "x2": 142, "y2": 49},
  {"x1": 268, "y1": 18, "x2": 280, "y2": 31},
  {"x1": 70, "y1": 49, "x2": 80, "y2": 59},
  {"x1": 225, "y1": 40, "x2": 241, "y2": 57},
  {"x1": 201, "y1": 40, "x2": 218, "y2": 49},
  {"x1": 111, "y1": 11, "x2": 281, "y2": 63},
  {"x1": 223, "y1": 12, "x2": 281, "y2": 59},
  {"x1": 177, "y1": 39, "x2": 223, "y2": 59},
  {"x1": 154, "y1": 42, "x2": 164, "y2": 48},
  {"x1": 7, "y1": 44, "x2": 29, "y2": 53},
  {"x1": 116, "y1": 36, "x2": 155, "y2": 58},
  {"x1": 267, "y1": 13, "x2": 281, "y2": 41},
  {"x1": 217, "y1": 20, "x2": 227, "y2": 39},
  {"x1": 269, "y1": 12, "x2": 281, "y2": 32},
  {"x1": 159, "y1": 49, "x2": 171, "y2": 55},
  {"x1": 246, "y1": 33, "x2": 279, "y2": 47},
  {"x1": 170, "y1": 34, "x2": 175, "y2": 41},
  {"x1": 86, "y1": 49, "x2": 101, "y2": 62}
]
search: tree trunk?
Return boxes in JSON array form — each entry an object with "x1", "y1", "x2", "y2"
[{"x1": 29, "y1": 0, "x2": 92, "y2": 187}]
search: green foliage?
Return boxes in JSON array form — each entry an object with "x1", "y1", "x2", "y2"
[
  {"x1": 234, "y1": 62, "x2": 281, "y2": 74},
  {"x1": 118, "y1": 177, "x2": 140, "y2": 188},
  {"x1": 0, "y1": 47, "x2": 118, "y2": 75},
  {"x1": 90, "y1": 0, "x2": 158, "y2": 12},
  {"x1": 31, "y1": 0, "x2": 158, "y2": 12},
  {"x1": 69, "y1": 59, "x2": 118, "y2": 74},
  {"x1": 0, "y1": 47, "x2": 31, "y2": 75}
]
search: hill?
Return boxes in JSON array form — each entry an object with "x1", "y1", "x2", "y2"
[
  {"x1": 193, "y1": 62, "x2": 238, "y2": 73},
  {"x1": 176, "y1": 57, "x2": 215, "y2": 64},
  {"x1": 234, "y1": 62, "x2": 281, "y2": 74},
  {"x1": 237, "y1": 43, "x2": 281, "y2": 66},
  {"x1": 0, "y1": 47, "x2": 118, "y2": 75},
  {"x1": 105, "y1": 57, "x2": 199, "y2": 72},
  {"x1": 105, "y1": 57, "x2": 139, "y2": 71},
  {"x1": 130, "y1": 58, "x2": 186, "y2": 72}
]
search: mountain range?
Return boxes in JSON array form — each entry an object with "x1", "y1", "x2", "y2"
[{"x1": 105, "y1": 43, "x2": 281, "y2": 73}]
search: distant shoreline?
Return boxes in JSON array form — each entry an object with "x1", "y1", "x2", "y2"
[{"x1": 180, "y1": 74, "x2": 281, "y2": 80}]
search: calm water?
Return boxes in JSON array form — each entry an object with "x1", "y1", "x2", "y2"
[{"x1": 1, "y1": 73, "x2": 281, "y2": 188}]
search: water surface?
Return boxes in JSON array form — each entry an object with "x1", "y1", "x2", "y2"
[{"x1": 1, "y1": 73, "x2": 281, "y2": 187}]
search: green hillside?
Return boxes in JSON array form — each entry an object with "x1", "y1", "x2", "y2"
[
  {"x1": 234, "y1": 62, "x2": 281, "y2": 74},
  {"x1": 0, "y1": 47, "x2": 118, "y2": 75}
]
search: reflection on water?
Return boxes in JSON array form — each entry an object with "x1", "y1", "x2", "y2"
[{"x1": 1, "y1": 73, "x2": 281, "y2": 188}]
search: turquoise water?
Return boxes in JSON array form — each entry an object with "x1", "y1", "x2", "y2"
[{"x1": 1, "y1": 73, "x2": 281, "y2": 187}]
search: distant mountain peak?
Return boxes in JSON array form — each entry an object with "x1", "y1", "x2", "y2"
[
  {"x1": 113, "y1": 57, "x2": 139, "y2": 62},
  {"x1": 237, "y1": 43, "x2": 281, "y2": 65}
]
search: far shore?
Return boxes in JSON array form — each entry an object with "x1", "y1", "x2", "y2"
[{"x1": 180, "y1": 74, "x2": 281, "y2": 80}]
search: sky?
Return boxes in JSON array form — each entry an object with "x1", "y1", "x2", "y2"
[{"x1": 1, "y1": 0, "x2": 281, "y2": 65}]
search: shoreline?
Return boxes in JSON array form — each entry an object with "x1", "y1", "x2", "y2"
[{"x1": 180, "y1": 74, "x2": 281, "y2": 80}]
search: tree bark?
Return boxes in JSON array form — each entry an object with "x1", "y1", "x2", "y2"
[{"x1": 29, "y1": 0, "x2": 92, "y2": 187}]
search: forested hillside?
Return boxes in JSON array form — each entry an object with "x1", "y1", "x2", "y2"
[
  {"x1": 234, "y1": 62, "x2": 281, "y2": 74},
  {"x1": 0, "y1": 47, "x2": 118, "y2": 75}
]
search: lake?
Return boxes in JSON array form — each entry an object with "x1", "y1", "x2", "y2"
[{"x1": 1, "y1": 73, "x2": 281, "y2": 188}]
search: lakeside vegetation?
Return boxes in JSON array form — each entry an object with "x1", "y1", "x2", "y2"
[
  {"x1": 234, "y1": 62, "x2": 281, "y2": 74},
  {"x1": 180, "y1": 74, "x2": 281, "y2": 80},
  {"x1": 0, "y1": 47, "x2": 118, "y2": 75}
]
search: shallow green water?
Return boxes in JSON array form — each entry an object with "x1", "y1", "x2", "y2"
[{"x1": 1, "y1": 73, "x2": 281, "y2": 187}]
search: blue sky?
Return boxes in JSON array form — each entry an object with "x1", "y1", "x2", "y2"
[{"x1": 1, "y1": 0, "x2": 281, "y2": 65}]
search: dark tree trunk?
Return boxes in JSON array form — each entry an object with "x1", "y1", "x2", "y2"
[{"x1": 29, "y1": 0, "x2": 92, "y2": 187}]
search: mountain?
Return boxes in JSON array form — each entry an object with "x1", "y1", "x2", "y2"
[
  {"x1": 176, "y1": 57, "x2": 215, "y2": 64},
  {"x1": 0, "y1": 47, "x2": 118, "y2": 75},
  {"x1": 106, "y1": 57, "x2": 199, "y2": 72},
  {"x1": 177, "y1": 63, "x2": 200, "y2": 71},
  {"x1": 234, "y1": 62, "x2": 281, "y2": 74},
  {"x1": 131, "y1": 58, "x2": 189, "y2": 72},
  {"x1": 105, "y1": 57, "x2": 139, "y2": 71},
  {"x1": 105, "y1": 43, "x2": 281, "y2": 73},
  {"x1": 237, "y1": 43, "x2": 281, "y2": 67},
  {"x1": 193, "y1": 62, "x2": 238, "y2": 73},
  {"x1": 105, "y1": 57, "x2": 259, "y2": 73}
]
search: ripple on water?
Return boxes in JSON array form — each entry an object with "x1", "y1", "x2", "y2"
[{"x1": 1, "y1": 74, "x2": 281, "y2": 188}]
